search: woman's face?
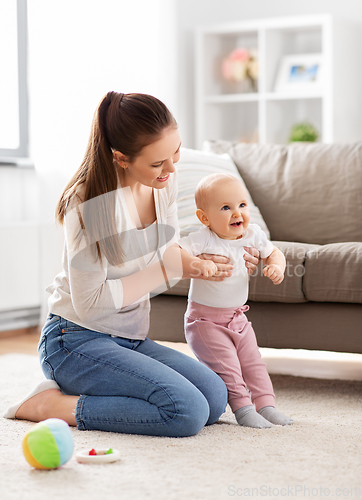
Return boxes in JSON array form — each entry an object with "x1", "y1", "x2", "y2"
[{"x1": 118, "y1": 127, "x2": 181, "y2": 190}]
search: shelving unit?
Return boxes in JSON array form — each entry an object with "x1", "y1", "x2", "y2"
[{"x1": 195, "y1": 14, "x2": 362, "y2": 147}]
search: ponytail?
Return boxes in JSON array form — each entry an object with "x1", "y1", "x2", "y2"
[{"x1": 55, "y1": 91, "x2": 176, "y2": 266}]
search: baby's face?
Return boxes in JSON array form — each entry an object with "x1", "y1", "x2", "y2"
[{"x1": 202, "y1": 179, "x2": 250, "y2": 240}]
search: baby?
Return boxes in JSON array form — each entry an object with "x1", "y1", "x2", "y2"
[{"x1": 174, "y1": 173, "x2": 293, "y2": 428}]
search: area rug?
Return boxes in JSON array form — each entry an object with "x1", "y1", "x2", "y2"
[{"x1": 1, "y1": 351, "x2": 362, "y2": 500}]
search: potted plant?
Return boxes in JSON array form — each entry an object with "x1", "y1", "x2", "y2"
[{"x1": 289, "y1": 122, "x2": 319, "y2": 142}]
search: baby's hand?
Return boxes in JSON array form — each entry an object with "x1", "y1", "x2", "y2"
[
  {"x1": 263, "y1": 264, "x2": 284, "y2": 285},
  {"x1": 191, "y1": 259, "x2": 218, "y2": 278}
]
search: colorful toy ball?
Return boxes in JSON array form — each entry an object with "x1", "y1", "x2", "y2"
[{"x1": 22, "y1": 418, "x2": 74, "y2": 469}]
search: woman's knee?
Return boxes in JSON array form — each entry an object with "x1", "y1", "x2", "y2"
[
  {"x1": 205, "y1": 372, "x2": 228, "y2": 425},
  {"x1": 172, "y1": 375, "x2": 227, "y2": 435},
  {"x1": 164, "y1": 385, "x2": 210, "y2": 437},
  {"x1": 178, "y1": 360, "x2": 228, "y2": 427},
  {"x1": 167, "y1": 372, "x2": 227, "y2": 437}
]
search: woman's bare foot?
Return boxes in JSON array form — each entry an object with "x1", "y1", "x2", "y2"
[{"x1": 15, "y1": 389, "x2": 78, "y2": 427}]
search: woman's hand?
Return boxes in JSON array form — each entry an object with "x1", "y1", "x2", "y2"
[
  {"x1": 243, "y1": 247, "x2": 261, "y2": 275},
  {"x1": 198, "y1": 247, "x2": 260, "y2": 280},
  {"x1": 197, "y1": 254, "x2": 233, "y2": 281}
]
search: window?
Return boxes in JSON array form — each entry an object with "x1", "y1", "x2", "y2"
[{"x1": 0, "y1": 0, "x2": 29, "y2": 163}]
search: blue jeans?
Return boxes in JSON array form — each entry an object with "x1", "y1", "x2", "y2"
[{"x1": 38, "y1": 314, "x2": 227, "y2": 437}]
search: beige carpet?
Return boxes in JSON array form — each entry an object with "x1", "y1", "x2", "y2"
[{"x1": 1, "y1": 349, "x2": 362, "y2": 500}]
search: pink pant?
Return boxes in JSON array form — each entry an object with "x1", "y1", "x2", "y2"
[{"x1": 185, "y1": 301, "x2": 275, "y2": 413}]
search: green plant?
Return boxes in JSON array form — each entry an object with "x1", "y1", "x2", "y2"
[{"x1": 289, "y1": 122, "x2": 319, "y2": 142}]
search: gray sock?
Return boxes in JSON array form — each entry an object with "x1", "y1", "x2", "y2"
[
  {"x1": 258, "y1": 406, "x2": 293, "y2": 425},
  {"x1": 235, "y1": 405, "x2": 273, "y2": 429}
]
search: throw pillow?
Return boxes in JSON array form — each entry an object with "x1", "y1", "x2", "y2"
[{"x1": 176, "y1": 148, "x2": 270, "y2": 238}]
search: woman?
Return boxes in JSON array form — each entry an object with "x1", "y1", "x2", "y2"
[{"x1": 4, "y1": 92, "x2": 259, "y2": 437}]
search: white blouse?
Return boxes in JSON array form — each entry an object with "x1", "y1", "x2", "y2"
[{"x1": 46, "y1": 172, "x2": 179, "y2": 339}]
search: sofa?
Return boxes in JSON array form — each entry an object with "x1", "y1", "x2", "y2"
[{"x1": 148, "y1": 141, "x2": 362, "y2": 355}]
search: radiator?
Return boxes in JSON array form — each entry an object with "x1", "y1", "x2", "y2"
[{"x1": 0, "y1": 223, "x2": 41, "y2": 331}]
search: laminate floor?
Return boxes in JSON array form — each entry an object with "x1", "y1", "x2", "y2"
[{"x1": 0, "y1": 327, "x2": 40, "y2": 355}]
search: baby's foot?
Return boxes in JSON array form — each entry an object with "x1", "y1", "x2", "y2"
[
  {"x1": 258, "y1": 406, "x2": 293, "y2": 425},
  {"x1": 235, "y1": 405, "x2": 273, "y2": 429}
]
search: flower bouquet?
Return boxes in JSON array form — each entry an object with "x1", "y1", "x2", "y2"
[{"x1": 221, "y1": 48, "x2": 258, "y2": 92}]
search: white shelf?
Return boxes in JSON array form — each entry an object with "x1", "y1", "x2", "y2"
[
  {"x1": 204, "y1": 93, "x2": 259, "y2": 103},
  {"x1": 204, "y1": 90, "x2": 324, "y2": 104},
  {"x1": 195, "y1": 14, "x2": 362, "y2": 147},
  {"x1": 265, "y1": 90, "x2": 324, "y2": 101}
]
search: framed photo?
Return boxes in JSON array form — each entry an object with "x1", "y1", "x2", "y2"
[{"x1": 274, "y1": 53, "x2": 324, "y2": 92}]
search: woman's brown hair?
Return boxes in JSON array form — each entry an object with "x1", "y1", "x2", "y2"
[{"x1": 56, "y1": 92, "x2": 177, "y2": 266}]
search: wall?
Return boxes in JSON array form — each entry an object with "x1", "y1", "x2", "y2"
[
  {"x1": 26, "y1": 0, "x2": 177, "y2": 322},
  {"x1": 0, "y1": 166, "x2": 40, "y2": 329},
  {"x1": 176, "y1": 0, "x2": 362, "y2": 147}
]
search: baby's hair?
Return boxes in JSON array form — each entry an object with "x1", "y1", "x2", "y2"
[{"x1": 195, "y1": 173, "x2": 239, "y2": 210}]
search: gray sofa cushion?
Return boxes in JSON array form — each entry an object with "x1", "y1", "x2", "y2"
[
  {"x1": 248, "y1": 241, "x2": 315, "y2": 303},
  {"x1": 303, "y1": 242, "x2": 362, "y2": 303},
  {"x1": 204, "y1": 141, "x2": 362, "y2": 245}
]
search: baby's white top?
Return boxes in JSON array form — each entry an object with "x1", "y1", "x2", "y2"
[{"x1": 178, "y1": 224, "x2": 273, "y2": 308}]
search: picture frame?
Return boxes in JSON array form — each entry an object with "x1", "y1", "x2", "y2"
[{"x1": 274, "y1": 53, "x2": 324, "y2": 92}]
